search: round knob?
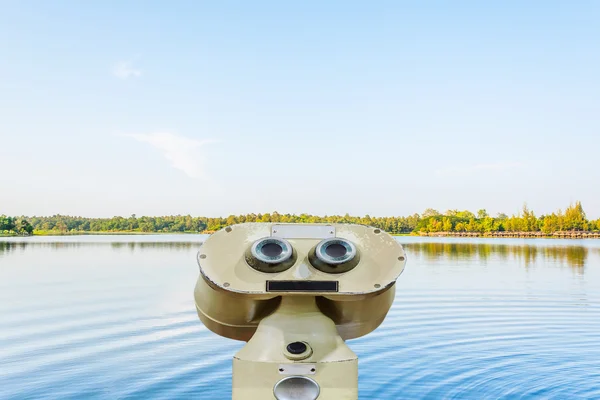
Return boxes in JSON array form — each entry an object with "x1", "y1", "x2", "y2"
[
  {"x1": 286, "y1": 342, "x2": 307, "y2": 355},
  {"x1": 283, "y1": 341, "x2": 312, "y2": 360}
]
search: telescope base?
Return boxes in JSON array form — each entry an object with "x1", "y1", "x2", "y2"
[
  {"x1": 232, "y1": 296, "x2": 358, "y2": 400},
  {"x1": 233, "y1": 358, "x2": 358, "y2": 399}
]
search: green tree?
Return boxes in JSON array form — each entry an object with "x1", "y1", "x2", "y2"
[
  {"x1": 521, "y1": 204, "x2": 538, "y2": 232},
  {"x1": 456, "y1": 210, "x2": 476, "y2": 219},
  {"x1": 426, "y1": 218, "x2": 442, "y2": 232},
  {"x1": 0, "y1": 215, "x2": 14, "y2": 231},
  {"x1": 226, "y1": 215, "x2": 237, "y2": 226},
  {"x1": 564, "y1": 201, "x2": 586, "y2": 231},
  {"x1": 422, "y1": 208, "x2": 440, "y2": 218},
  {"x1": 540, "y1": 215, "x2": 553, "y2": 234},
  {"x1": 442, "y1": 217, "x2": 453, "y2": 232},
  {"x1": 466, "y1": 218, "x2": 480, "y2": 232},
  {"x1": 14, "y1": 218, "x2": 33, "y2": 235},
  {"x1": 481, "y1": 217, "x2": 495, "y2": 232}
]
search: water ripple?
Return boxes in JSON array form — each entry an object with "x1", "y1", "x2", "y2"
[{"x1": 1, "y1": 236, "x2": 600, "y2": 399}]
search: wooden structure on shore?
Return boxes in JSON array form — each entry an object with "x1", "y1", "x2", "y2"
[{"x1": 420, "y1": 231, "x2": 600, "y2": 239}]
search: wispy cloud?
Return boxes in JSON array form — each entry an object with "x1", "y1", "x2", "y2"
[
  {"x1": 435, "y1": 162, "x2": 525, "y2": 176},
  {"x1": 112, "y1": 60, "x2": 142, "y2": 79},
  {"x1": 126, "y1": 132, "x2": 217, "y2": 179}
]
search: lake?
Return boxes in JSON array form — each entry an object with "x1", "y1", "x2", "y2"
[{"x1": 1, "y1": 235, "x2": 599, "y2": 399}]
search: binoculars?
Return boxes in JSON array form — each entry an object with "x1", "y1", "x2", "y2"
[{"x1": 194, "y1": 223, "x2": 406, "y2": 399}]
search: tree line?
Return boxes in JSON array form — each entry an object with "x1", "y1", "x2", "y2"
[
  {"x1": 417, "y1": 202, "x2": 599, "y2": 234},
  {"x1": 0, "y1": 215, "x2": 34, "y2": 236},
  {"x1": 1, "y1": 201, "x2": 599, "y2": 236}
]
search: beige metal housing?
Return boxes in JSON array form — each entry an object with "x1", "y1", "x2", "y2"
[{"x1": 194, "y1": 223, "x2": 406, "y2": 399}]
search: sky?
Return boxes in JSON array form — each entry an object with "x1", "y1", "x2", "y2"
[{"x1": 1, "y1": 1, "x2": 599, "y2": 218}]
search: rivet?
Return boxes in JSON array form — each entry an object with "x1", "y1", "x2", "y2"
[
  {"x1": 374, "y1": 284, "x2": 381, "y2": 288},
  {"x1": 398, "y1": 256, "x2": 405, "y2": 261},
  {"x1": 225, "y1": 227, "x2": 232, "y2": 232},
  {"x1": 223, "y1": 282, "x2": 230, "y2": 287},
  {"x1": 374, "y1": 229, "x2": 381, "y2": 234},
  {"x1": 199, "y1": 254, "x2": 207, "y2": 259}
]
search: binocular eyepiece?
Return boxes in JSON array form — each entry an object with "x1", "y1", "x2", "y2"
[
  {"x1": 246, "y1": 236, "x2": 359, "y2": 274},
  {"x1": 246, "y1": 237, "x2": 296, "y2": 273}
]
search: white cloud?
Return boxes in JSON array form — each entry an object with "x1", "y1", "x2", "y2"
[
  {"x1": 435, "y1": 162, "x2": 525, "y2": 176},
  {"x1": 112, "y1": 60, "x2": 142, "y2": 79},
  {"x1": 126, "y1": 132, "x2": 217, "y2": 179}
]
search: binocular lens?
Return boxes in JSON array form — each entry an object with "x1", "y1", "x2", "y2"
[
  {"x1": 324, "y1": 243, "x2": 348, "y2": 258},
  {"x1": 261, "y1": 242, "x2": 284, "y2": 258},
  {"x1": 251, "y1": 238, "x2": 293, "y2": 264},
  {"x1": 316, "y1": 238, "x2": 356, "y2": 265}
]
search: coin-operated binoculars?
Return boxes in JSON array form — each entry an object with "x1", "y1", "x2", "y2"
[{"x1": 194, "y1": 223, "x2": 406, "y2": 400}]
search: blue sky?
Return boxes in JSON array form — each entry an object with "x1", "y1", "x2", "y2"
[{"x1": 1, "y1": 1, "x2": 599, "y2": 218}]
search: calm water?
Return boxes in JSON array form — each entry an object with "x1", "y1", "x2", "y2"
[{"x1": 1, "y1": 235, "x2": 600, "y2": 399}]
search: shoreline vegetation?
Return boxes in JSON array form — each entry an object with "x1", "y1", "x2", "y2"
[
  {"x1": 420, "y1": 231, "x2": 600, "y2": 239},
  {"x1": 2, "y1": 201, "x2": 599, "y2": 239}
]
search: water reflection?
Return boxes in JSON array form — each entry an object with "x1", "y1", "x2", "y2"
[
  {"x1": 1, "y1": 240, "x2": 594, "y2": 274},
  {"x1": 0, "y1": 241, "x2": 202, "y2": 257},
  {"x1": 403, "y1": 242, "x2": 589, "y2": 273}
]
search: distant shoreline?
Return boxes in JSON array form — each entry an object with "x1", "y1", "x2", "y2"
[
  {"x1": 1, "y1": 231, "x2": 203, "y2": 237},
  {"x1": 3, "y1": 201, "x2": 599, "y2": 238},
  {"x1": 418, "y1": 231, "x2": 600, "y2": 239},
  {"x1": 33, "y1": 230, "x2": 204, "y2": 236},
  {"x1": 1, "y1": 231, "x2": 598, "y2": 239}
]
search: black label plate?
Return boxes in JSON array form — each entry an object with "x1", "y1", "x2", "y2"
[{"x1": 266, "y1": 280, "x2": 339, "y2": 292}]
